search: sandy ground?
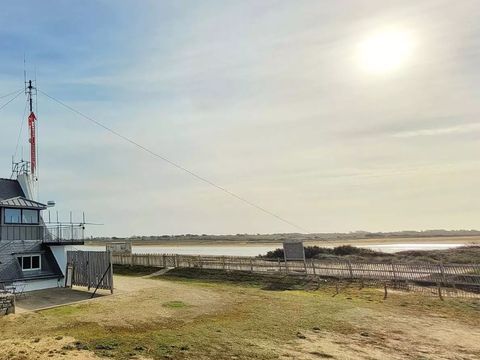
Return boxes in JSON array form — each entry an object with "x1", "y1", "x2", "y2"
[
  {"x1": 0, "y1": 336, "x2": 100, "y2": 360},
  {"x1": 1, "y1": 274, "x2": 479, "y2": 359},
  {"x1": 281, "y1": 311, "x2": 480, "y2": 360}
]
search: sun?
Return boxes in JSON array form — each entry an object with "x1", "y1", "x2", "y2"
[{"x1": 358, "y1": 29, "x2": 414, "y2": 74}]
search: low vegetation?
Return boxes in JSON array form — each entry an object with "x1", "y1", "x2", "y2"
[
  {"x1": 160, "y1": 267, "x2": 321, "y2": 291},
  {"x1": 89, "y1": 229, "x2": 480, "y2": 245},
  {"x1": 112, "y1": 264, "x2": 160, "y2": 276},
  {"x1": 262, "y1": 245, "x2": 480, "y2": 264}
]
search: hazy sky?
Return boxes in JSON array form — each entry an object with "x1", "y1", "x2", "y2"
[{"x1": 0, "y1": 1, "x2": 479, "y2": 236}]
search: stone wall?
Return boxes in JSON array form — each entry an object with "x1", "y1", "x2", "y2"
[{"x1": 0, "y1": 293, "x2": 15, "y2": 315}]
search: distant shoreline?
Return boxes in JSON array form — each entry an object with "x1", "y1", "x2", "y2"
[{"x1": 86, "y1": 235, "x2": 480, "y2": 247}]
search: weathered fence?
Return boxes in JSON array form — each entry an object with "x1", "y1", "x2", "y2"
[
  {"x1": 112, "y1": 253, "x2": 480, "y2": 291},
  {"x1": 67, "y1": 251, "x2": 114, "y2": 293}
]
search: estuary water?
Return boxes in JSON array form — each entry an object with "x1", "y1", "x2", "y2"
[{"x1": 77, "y1": 243, "x2": 466, "y2": 257}]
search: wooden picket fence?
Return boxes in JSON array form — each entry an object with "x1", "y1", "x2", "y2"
[{"x1": 112, "y1": 253, "x2": 480, "y2": 296}]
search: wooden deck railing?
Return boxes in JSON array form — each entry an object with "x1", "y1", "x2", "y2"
[{"x1": 112, "y1": 253, "x2": 480, "y2": 290}]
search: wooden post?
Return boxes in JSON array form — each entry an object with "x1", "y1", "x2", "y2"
[
  {"x1": 383, "y1": 283, "x2": 388, "y2": 300},
  {"x1": 222, "y1": 256, "x2": 225, "y2": 270},
  {"x1": 109, "y1": 251, "x2": 114, "y2": 294},
  {"x1": 87, "y1": 251, "x2": 91, "y2": 291},
  {"x1": 303, "y1": 257, "x2": 307, "y2": 273},
  {"x1": 284, "y1": 259, "x2": 289, "y2": 274},
  {"x1": 333, "y1": 281, "x2": 339, "y2": 297},
  {"x1": 347, "y1": 260, "x2": 353, "y2": 280},
  {"x1": 277, "y1": 258, "x2": 281, "y2": 273},
  {"x1": 250, "y1": 258, "x2": 254, "y2": 273},
  {"x1": 439, "y1": 263, "x2": 446, "y2": 286},
  {"x1": 437, "y1": 283, "x2": 444, "y2": 301},
  {"x1": 391, "y1": 263, "x2": 397, "y2": 288},
  {"x1": 311, "y1": 260, "x2": 316, "y2": 276}
]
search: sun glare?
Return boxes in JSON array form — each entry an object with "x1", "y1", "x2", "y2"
[{"x1": 358, "y1": 29, "x2": 414, "y2": 74}]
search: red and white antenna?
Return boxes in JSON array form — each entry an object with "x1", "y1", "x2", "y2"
[{"x1": 26, "y1": 79, "x2": 37, "y2": 177}]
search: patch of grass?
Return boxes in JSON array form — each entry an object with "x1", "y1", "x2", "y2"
[
  {"x1": 161, "y1": 268, "x2": 315, "y2": 291},
  {"x1": 310, "y1": 351, "x2": 335, "y2": 358},
  {"x1": 163, "y1": 300, "x2": 187, "y2": 308},
  {"x1": 42, "y1": 305, "x2": 82, "y2": 317},
  {"x1": 113, "y1": 264, "x2": 161, "y2": 276},
  {"x1": 160, "y1": 269, "x2": 480, "y2": 325}
]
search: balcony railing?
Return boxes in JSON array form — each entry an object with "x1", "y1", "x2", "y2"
[
  {"x1": 0, "y1": 224, "x2": 84, "y2": 244},
  {"x1": 44, "y1": 224, "x2": 85, "y2": 244}
]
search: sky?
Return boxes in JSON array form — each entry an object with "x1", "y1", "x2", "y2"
[{"x1": 0, "y1": 0, "x2": 479, "y2": 236}]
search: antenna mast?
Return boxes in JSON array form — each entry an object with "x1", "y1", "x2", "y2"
[{"x1": 26, "y1": 79, "x2": 37, "y2": 178}]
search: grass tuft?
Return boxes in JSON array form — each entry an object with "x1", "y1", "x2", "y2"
[{"x1": 163, "y1": 300, "x2": 187, "y2": 309}]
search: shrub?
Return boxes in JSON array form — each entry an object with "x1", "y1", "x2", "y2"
[
  {"x1": 332, "y1": 245, "x2": 381, "y2": 256},
  {"x1": 261, "y1": 245, "x2": 385, "y2": 259},
  {"x1": 263, "y1": 248, "x2": 284, "y2": 259}
]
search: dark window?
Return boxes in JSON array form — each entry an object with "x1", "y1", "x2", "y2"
[
  {"x1": 22, "y1": 209, "x2": 39, "y2": 224},
  {"x1": 31, "y1": 255, "x2": 40, "y2": 269},
  {"x1": 4, "y1": 208, "x2": 21, "y2": 224},
  {"x1": 17, "y1": 255, "x2": 41, "y2": 271},
  {"x1": 4, "y1": 208, "x2": 40, "y2": 224},
  {"x1": 23, "y1": 256, "x2": 31, "y2": 269}
]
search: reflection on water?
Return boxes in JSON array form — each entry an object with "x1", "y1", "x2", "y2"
[
  {"x1": 78, "y1": 243, "x2": 465, "y2": 256},
  {"x1": 360, "y1": 243, "x2": 465, "y2": 253}
]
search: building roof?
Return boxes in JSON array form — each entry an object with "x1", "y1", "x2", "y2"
[
  {"x1": 0, "y1": 240, "x2": 63, "y2": 283},
  {"x1": 0, "y1": 178, "x2": 25, "y2": 201},
  {"x1": 0, "y1": 197, "x2": 47, "y2": 210}
]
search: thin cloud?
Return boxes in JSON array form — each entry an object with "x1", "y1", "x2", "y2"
[{"x1": 393, "y1": 122, "x2": 480, "y2": 138}]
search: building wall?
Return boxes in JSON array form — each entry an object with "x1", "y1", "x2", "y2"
[
  {"x1": 49, "y1": 245, "x2": 75, "y2": 277},
  {"x1": 16, "y1": 173, "x2": 35, "y2": 201},
  {"x1": 0, "y1": 225, "x2": 44, "y2": 241},
  {"x1": 23, "y1": 277, "x2": 62, "y2": 292}
]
